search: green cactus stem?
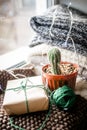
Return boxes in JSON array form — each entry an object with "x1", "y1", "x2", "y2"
[{"x1": 48, "y1": 47, "x2": 61, "y2": 75}]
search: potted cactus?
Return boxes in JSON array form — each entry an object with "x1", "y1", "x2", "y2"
[{"x1": 42, "y1": 47, "x2": 79, "y2": 91}]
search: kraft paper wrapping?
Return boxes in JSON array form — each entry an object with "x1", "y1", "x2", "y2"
[{"x1": 3, "y1": 76, "x2": 49, "y2": 115}]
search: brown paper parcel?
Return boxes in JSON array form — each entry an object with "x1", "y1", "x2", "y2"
[{"x1": 3, "y1": 76, "x2": 49, "y2": 115}]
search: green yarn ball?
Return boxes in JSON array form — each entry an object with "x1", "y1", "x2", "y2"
[{"x1": 53, "y1": 85, "x2": 76, "y2": 109}]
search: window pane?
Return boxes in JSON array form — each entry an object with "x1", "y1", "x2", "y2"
[
  {"x1": 23, "y1": 0, "x2": 36, "y2": 9},
  {"x1": 0, "y1": 0, "x2": 51, "y2": 54}
]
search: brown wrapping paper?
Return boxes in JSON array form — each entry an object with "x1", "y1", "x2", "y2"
[{"x1": 3, "y1": 76, "x2": 49, "y2": 115}]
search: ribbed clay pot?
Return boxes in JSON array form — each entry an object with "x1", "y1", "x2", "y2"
[{"x1": 42, "y1": 62, "x2": 79, "y2": 91}]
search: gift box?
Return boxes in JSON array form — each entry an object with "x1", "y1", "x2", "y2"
[
  {"x1": 0, "y1": 64, "x2": 36, "y2": 94},
  {"x1": 3, "y1": 76, "x2": 49, "y2": 115}
]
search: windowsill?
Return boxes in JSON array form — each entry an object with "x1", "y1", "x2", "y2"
[{"x1": 0, "y1": 46, "x2": 30, "y2": 70}]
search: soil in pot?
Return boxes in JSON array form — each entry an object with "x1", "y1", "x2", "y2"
[{"x1": 45, "y1": 63, "x2": 77, "y2": 75}]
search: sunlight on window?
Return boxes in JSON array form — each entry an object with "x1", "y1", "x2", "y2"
[{"x1": 0, "y1": 0, "x2": 49, "y2": 55}]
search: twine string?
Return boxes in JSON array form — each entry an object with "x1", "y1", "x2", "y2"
[
  {"x1": 6, "y1": 79, "x2": 47, "y2": 113},
  {"x1": 9, "y1": 117, "x2": 25, "y2": 130},
  {"x1": 7, "y1": 79, "x2": 76, "y2": 130},
  {"x1": 7, "y1": 80, "x2": 51, "y2": 130},
  {"x1": 64, "y1": 2, "x2": 73, "y2": 47},
  {"x1": 0, "y1": 69, "x2": 27, "y2": 92},
  {"x1": 48, "y1": 2, "x2": 80, "y2": 66},
  {"x1": 2, "y1": 3, "x2": 76, "y2": 129},
  {"x1": 50, "y1": 85, "x2": 76, "y2": 109},
  {"x1": 6, "y1": 79, "x2": 29, "y2": 113}
]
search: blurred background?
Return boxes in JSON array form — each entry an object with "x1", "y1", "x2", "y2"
[
  {"x1": 0, "y1": 0, "x2": 86, "y2": 55},
  {"x1": 0, "y1": 0, "x2": 56, "y2": 55}
]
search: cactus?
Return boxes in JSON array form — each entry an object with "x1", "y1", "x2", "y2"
[{"x1": 48, "y1": 47, "x2": 61, "y2": 74}]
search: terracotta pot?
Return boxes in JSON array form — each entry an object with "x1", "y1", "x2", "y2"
[{"x1": 42, "y1": 62, "x2": 79, "y2": 91}]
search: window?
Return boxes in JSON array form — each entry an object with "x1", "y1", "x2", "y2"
[{"x1": 0, "y1": 0, "x2": 53, "y2": 55}]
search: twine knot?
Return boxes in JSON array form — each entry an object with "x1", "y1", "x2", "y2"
[{"x1": 51, "y1": 85, "x2": 76, "y2": 109}]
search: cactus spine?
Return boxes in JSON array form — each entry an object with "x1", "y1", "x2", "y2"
[{"x1": 48, "y1": 47, "x2": 61, "y2": 74}]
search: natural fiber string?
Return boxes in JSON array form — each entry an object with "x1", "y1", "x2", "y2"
[
  {"x1": 64, "y1": 2, "x2": 73, "y2": 47},
  {"x1": 40, "y1": 2, "x2": 82, "y2": 68},
  {"x1": 51, "y1": 85, "x2": 76, "y2": 109},
  {"x1": 0, "y1": 69, "x2": 27, "y2": 92},
  {"x1": 6, "y1": 77, "x2": 76, "y2": 130},
  {"x1": 6, "y1": 79, "x2": 29, "y2": 113},
  {"x1": 6, "y1": 80, "x2": 47, "y2": 113},
  {"x1": 38, "y1": 85, "x2": 76, "y2": 129},
  {"x1": 6, "y1": 78, "x2": 51, "y2": 130},
  {"x1": 3, "y1": 75, "x2": 29, "y2": 130},
  {"x1": 48, "y1": 2, "x2": 80, "y2": 66},
  {"x1": 3, "y1": 71, "x2": 50, "y2": 130},
  {"x1": 8, "y1": 86, "x2": 51, "y2": 130},
  {"x1": 63, "y1": 2, "x2": 79, "y2": 65},
  {"x1": 49, "y1": 6, "x2": 58, "y2": 38},
  {"x1": 66, "y1": 3, "x2": 80, "y2": 65},
  {"x1": 1, "y1": 3, "x2": 77, "y2": 129},
  {"x1": 5, "y1": 69, "x2": 26, "y2": 79},
  {"x1": 37, "y1": 104, "x2": 51, "y2": 130},
  {"x1": 69, "y1": 37, "x2": 80, "y2": 65},
  {"x1": 40, "y1": 5, "x2": 58, "y2": 66},
  {"x1": 9, "y1": 117, "x2": 25, "y2": 130}
]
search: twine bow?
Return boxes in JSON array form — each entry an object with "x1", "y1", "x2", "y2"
[
  {"x1": 6, "y1": 79, "x2": 47, "y2": 114},
  {"x1": 7, "y1": 79, "x2": 76, "y2": 130},
  {"x1": 6, "y1": 78, "x2": 51, "y2": 130}
]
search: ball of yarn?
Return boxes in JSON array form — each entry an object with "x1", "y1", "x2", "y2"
[{"x1": 52, "y1": 85, "x2": 76, "y2": 109}]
